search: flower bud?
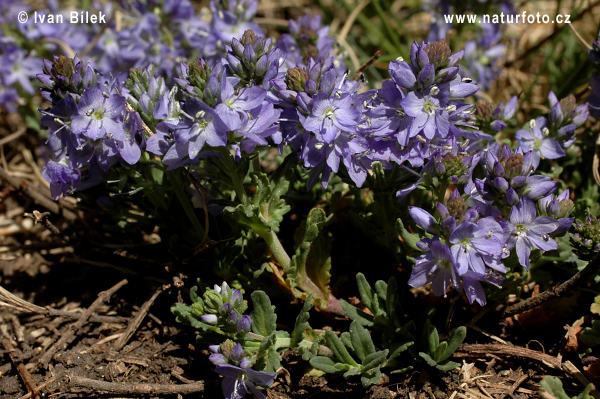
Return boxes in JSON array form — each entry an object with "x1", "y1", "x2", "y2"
[{"x1": 236, "y1": 315, "x2": 252, "y2": 333}]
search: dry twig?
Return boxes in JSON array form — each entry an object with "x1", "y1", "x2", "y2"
[
  {"x1": 66, "y1": 374, "x2": 205, "y2": 394},
  {"x1": 454, "y1": 343, "x2": 562, "y2": 369},
  {"x1": 39, "y1": 279, "x2": 128, "y2": 367},
  {"x1": 1, "y1": 337, "x2": 40, "y2": 399},
  {"x1": 113, "y1": 284, "x2": 170, "y2": 350},
  {"x1": 503, "y1": 259, "x2": 598, "y2": 317}
]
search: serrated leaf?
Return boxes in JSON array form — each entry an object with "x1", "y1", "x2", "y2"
[
  {"x1": 340, "y1": 300, "x2": 374, "y2": 326},
  {"x1": 325, "y1": 330, "x2": 358, "y2": 366},
  {"x1": 224, "y1": 172, "x2": 290, "y2": 235},
  {"x1": 287, "y1": 207, "x2": 332, "y2": 309},
  {"x1": 251, "y1": 291, "x2": 276, "y2": 336},
  {"x1": 291, "y1": 296, "x2": 313, "y2": 347},
  {"x1": 310, "y1": 356, "x2": 339, "y2": 373},
  {"x1": 350, "y1": 321, "x2": 376, "y2": 362}
]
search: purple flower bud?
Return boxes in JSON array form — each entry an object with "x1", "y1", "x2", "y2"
[
  {"x1": 236, "y1": 315, "x2": 252, "y2": 332},
  {"x1": 201, "y1": 314, "x2": 218, "y2": 324},
  {"x1": 409, "y1": 206, "x2": 437, "y2": 233},
  {"x1": 501, "y1": 188, "x2": 517, "y2": 206}
]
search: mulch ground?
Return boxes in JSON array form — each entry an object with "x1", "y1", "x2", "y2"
[{"x1": 0, "y1": 220, "x2": 595, "y2": 399}]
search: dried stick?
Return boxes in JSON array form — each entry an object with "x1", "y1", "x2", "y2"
[
  {"x1": 1, "y1": 338, "x2": 40, "y2": 399},
  {"x1": 66, "y1": 375, "x2": 205, "y2": 394},
  {"x1": 337, "y1": 0, "x2": 370, "y2": 42},
  {"x1": 0, "y1": 165, "x2": 76, "y2": 220},
  {"x1": 24, "y1": 210, "x2": 60, "y2": 235},
  {"x1": 454, "y1": 343, "x2": 562, "y2": 369},
  {"x1": 39, "y1": 279, "x2": 128, "y2": 366},
  {"x1": 0, "y1": 285, "x2": 127, "y2": 323},
  {"x1": 17, "y1": 374, "x2": 62, "y2": 399},
  {"x1": 0, "y1": 127, "x2": 26, "y2": 147},
  {"x1": 503, "y1": 260, "x2": 598, "y2": 317},
  {"x1": 352, "y1": 49, "x2": 383, "y2": 80},
  {"x1": 113, "y1": 284, "x2": 169, "y2": 351}
]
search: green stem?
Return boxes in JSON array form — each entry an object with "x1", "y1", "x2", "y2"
[{"x1": 258, "y1": 229, "x2": 291, "y2": 271}]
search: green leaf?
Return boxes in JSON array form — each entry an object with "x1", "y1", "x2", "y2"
[
  {"x1": 440, "y1": 326, "x2": 466, "y2": 362},
  {"x1": 287, "y1": 207, "x2": 333, "y2": 309},
  {"x1": 343, "y1": 367, "x2": 361, "y2": 378},
  {"x1": 360, "y1": 367, "x2": 382, "y2": 387},
  {"x1": 350, "y1": 321, "x2": 376, "y2": 362},
  {"x1": 251, "y1": 291, "x2": 276, "y2": 336},
  {"x1": 434, "y1": 341, "x2": 448, "y2": 363},
  {"x1": 418, "y1": 352, "x2": 438, "y2": 368},
  {"x1": 291, "y1": 296, "x2": 313, "y2": 347},
  {"x1": 224, "y1": 172, "x2": 291, "y2": 235},
  {"x1": 385, "y1": 277, "x2": 399, "y2": 323},
  {"x1": 540, "y1": 376, "x2": 572, "y2": 399},
  {"x1": 356, "y1": 273, "x2": 373, "y2": 310},
  {"x1": 374, "y1": 280, "x2": 387, "y2": 302},
  {"x1": 325, "y1": 330, "x2": 358, "y2": 366},
  {"x1": 435, "y1": 361, "x2": 460, "y2": 372},
  {"x1": 397, "y1": 218, "x2": 420, "y2": 250},
  {"x1": 340, "y1": 332, "x2": 353, "y2": 352},
  {"x1": 425, "y1": 320, "x2": 439, "y2": 355},
  {"x1": 591, "y1": 295, "x2": 600, "y2": 315},
  {"x1": 361, "y1": 350, "x2": 388, "y2": 371},
  {"x1": 575, "y1": 385, "x2": 594, "y2": 399},
  {"x1": 581, "y1": 320, "x2": 600, "y2": 346},
  {"x1": 255, "y1": 333, "x2": 281, "y2": 373},
  {"x1": 310, "y1": 356, "x2": 339, "y2": 374},
  {"x1": 340, "y1": 300, "x2": 374, "y2": 326},
  {"x1": 388, "y1": 341, "x2": 414, "y2": 360}
]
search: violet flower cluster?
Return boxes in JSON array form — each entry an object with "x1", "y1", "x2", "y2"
[
  {"x1": 405, "y1": 87, "x2": 588, "y2": 306},
  {"x1": 406, "y1": 142, "x2": 576, "y2": 306}
]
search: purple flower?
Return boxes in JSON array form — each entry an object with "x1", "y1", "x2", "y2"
[
  {"x1": 462, "y1": 270, "x2": 504, "y2": 306},
  {"x1": 509, "y1": 199, "x2": 558, "y2": 269},
  {"x1": 401, "y1": 92, "x2": 449, "y2": 139},
  {"x1": 42, "y1": 160, "x2": 81, "y2": 199},
  {"x1": 216, "y1": 364, "x2": 275, "y2": 399},
  {"x1": 516, "y1": 117, "x2": 565, "y2": 166},
  {"x1": 71, "y1": 87, "x2": 126, "y2": 141},
  {"x1": 300, "y1": 92, "x2": 359, "y2": 143},
  {"x1": 449, "y1": 217, "x2": 505, "y2": 275},
  {"x1": 408, "y1": 240, "x2": 460, "y2": 297}
]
